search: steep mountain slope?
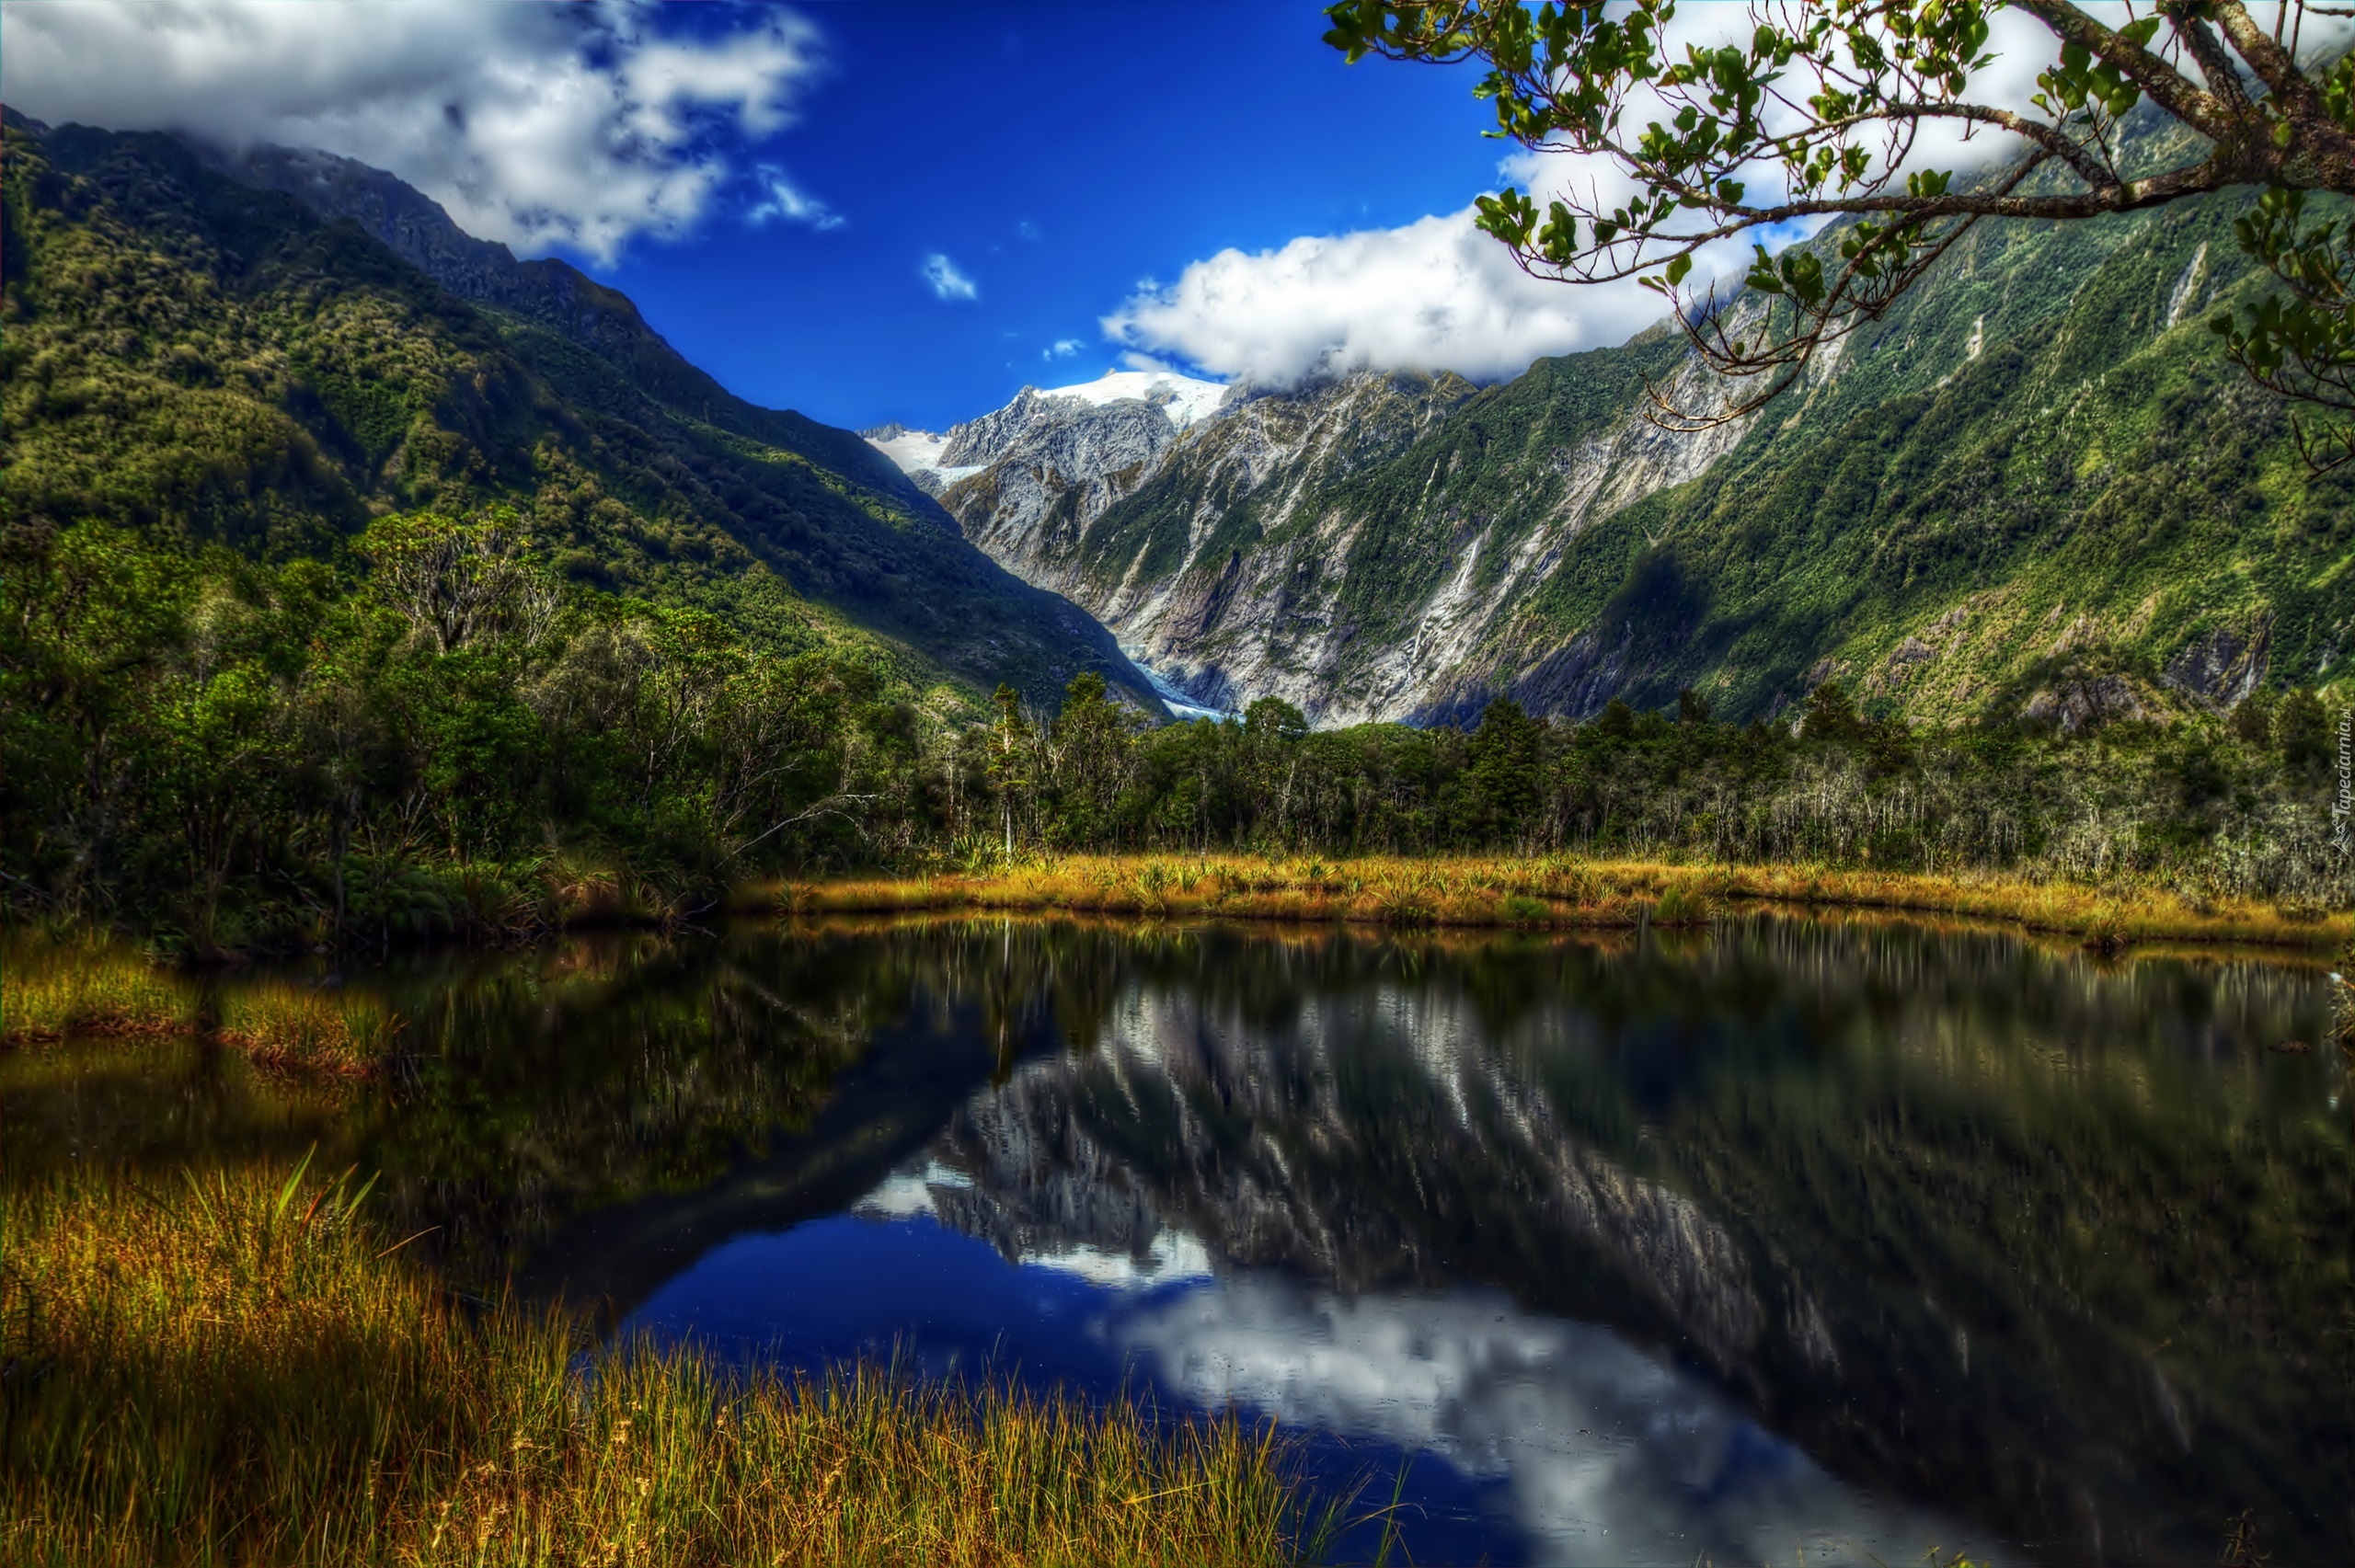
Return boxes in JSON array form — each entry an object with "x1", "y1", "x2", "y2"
[
  {"x1": 0, "y1": 114, "x2": 1161, "y2": 717},
  {"x1": 1410, "y1": 192, "x2": 2353, "y2": 728},
  {"x1": 876, "y1": 368, "x2": 1479, "y2": 708},
  {"x1": 882, "y1": 189, "x2": 2350, "y2": 727}
]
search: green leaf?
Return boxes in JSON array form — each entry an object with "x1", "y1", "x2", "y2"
[{"x1": 274, "y1": 1145, "x2": 318, "y2": 1223}]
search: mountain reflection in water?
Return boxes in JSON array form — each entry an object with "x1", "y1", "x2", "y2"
[
  {"x1": 580, "y1": 918, "x2": 2347, "y2": 1565},
  {"x1": 6, "y1": 914, "x2": 2343, "y2": 1563}
]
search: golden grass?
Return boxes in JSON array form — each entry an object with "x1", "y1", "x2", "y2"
[
  {"x1": 215, "y1": 980, "x2": 403, "y2": 1076},
  {"x1": 750, "y1": 853, "x2": 2355, "y2": 951},
  {"x1": 0, "y1": 1160, "x2": 1320, "y2": 1567},
  {"x1": 4, "y1": 939, "x2": 400, "y2": 1077},
  {"x1": 1, "y1": 934, "x2": 195, "y2": 1042}
]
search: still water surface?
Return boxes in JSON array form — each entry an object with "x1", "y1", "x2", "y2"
[{"x1": 6, "y1": 915, "x2": 2347, "y2": 1564}]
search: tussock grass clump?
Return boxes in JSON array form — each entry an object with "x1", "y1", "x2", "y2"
[
  {"x1": 1651, "y1": 883, "x2": 1715, "y2": 926},
  {"x1": 0, "y1": 936, "x2": 195, "y2": 1043},
  {"x1": 0, "y1": 1162, "x2": 1316, "y2": 1567},
  {"x1": 214, "y1": 981, "x2": 402, "y2": 1075}
]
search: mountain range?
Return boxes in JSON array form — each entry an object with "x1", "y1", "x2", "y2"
[
  {"x1": 7, "y1": 107, "x2": 2349, "y2": 735},
  {"x1": 872, "y1": 188, "x2": 2351, "y2": 728}
]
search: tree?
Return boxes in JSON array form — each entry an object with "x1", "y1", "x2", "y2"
[
  {"x1": 1240, "y1": 697, "x2": 1311, "y2": 845},
  {"x1": 359, "y1": 508, "x2": 554, "y2": 655},
  {"x1": 1463, "y1": 697, "x2": 1545, "y2": 843},
  {"x1": 1326, "y1": 0, "x2": 2355, "y2": 459},
  {"x1": 1047, "y1": 673, "x2": 1144, "y2": 846},
  {"x1": 1801, "y1": 680, "x2": 1867, "y2": 743},
  {"x1": 985, "y1": 684, "x2": 1037, "y2": 857},
  {"x1": 2276, "y1": 684, "x2": 2329, "y2": 774}
]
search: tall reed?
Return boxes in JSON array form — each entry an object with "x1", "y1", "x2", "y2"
[
  {"x1": 766, "y1": 853, "x2": 2353, "y2": 949},
  {"x1": 0, "y1": 1160, "x2": 1316, "y2": 1566}
]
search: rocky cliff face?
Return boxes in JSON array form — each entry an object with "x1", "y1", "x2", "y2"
[
  {"x1": 878, "y1": 369, "x2": 1485, "y2": 715},
  {"x1": 878, "y1": 182, "x2": 2348, "y2": 727},
  {"x1": 943, "y1": 390, "x2": 1187, "y2": 594}
]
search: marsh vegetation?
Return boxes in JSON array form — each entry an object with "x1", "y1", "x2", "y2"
[
  {"x1": 2, "y1": 915, "x2": 2343, "y2": 1562},
  {"x1": 0, "y1": 1159, "x2": 1316, "y2": 1567}
]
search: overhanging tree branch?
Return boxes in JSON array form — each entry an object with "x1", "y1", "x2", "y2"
[{"x1": 1326, "y1": 0, "x2": 2355, "y2": 458}]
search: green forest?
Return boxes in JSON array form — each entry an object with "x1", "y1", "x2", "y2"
[
  {"x1": 2, "y1": 112, "x2": 2348, "y2": 955},
  {"x1": 5, "y1": 506, "x2": 2344, "y2": 952}
]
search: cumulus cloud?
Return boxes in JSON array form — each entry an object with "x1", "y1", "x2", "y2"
[
  {"x1": 0, "y1": 0, "x2": 822, "y2": 264},
  {"x1": 1106, "y1": 209, "x2": 1680, "y2": 386},
  {"x1": 1043, "y1": 338, "x2": 1083, "y2": 361},
  {"x1": 922, "y1": 253, "x2": 978, "y2": 302}
]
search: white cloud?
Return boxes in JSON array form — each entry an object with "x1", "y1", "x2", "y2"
[
  {"x1": 1106, "y1": 208, "x2": 1675, "y2": 386},
  {"x1": 1104, "y1": 5, "x2": 2235, "y2": 386},
  {"x1": 922, "y1": 253, "x2": 978, "y2": 302},
  {"x1": 747, "y1": 165, "x2": 841, "y2": 231},
  {"x1": 1044, "y1": 338, "x2": 1083, "y2": 361},
  {"x1": 0, "y1": 0, "x2": 822, "y2": 265}
]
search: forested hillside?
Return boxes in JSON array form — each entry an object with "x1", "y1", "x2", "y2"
[
  {"x1": 954, "y1": 143, "x2": 2353, "y2": 731},
  {"x1": 0, "y1": 112, "x2": 1156, "y2": 715},
  {"x1": 0, "y1": 112, "x2": 1168, "y2": 949}
]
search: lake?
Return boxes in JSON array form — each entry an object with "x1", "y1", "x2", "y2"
[{"x1": 6, "y1": 913, "x2": 2346, "y2": 1564}]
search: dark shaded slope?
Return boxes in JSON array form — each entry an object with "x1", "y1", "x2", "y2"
[{"x1": 0, "y1": 113, "x2": 1159, "y2": 715}]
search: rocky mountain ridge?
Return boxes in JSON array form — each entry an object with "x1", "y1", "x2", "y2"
[
  {"x1": 879, "y1": 188, "x2": 2350, "y2": 727},
  {"x1": 196, "y1": 140, "x2": 949, "y2": 522}
]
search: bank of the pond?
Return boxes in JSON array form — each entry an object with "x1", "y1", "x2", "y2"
[
  {"x1": 755, "y1": 854, "x2": 2355, "y2": 953},
  {"x1": 0, "y1": 939, "x2": 395, "y2": 1073},
  {"x1": 0, "y1": 1161, "x2": 1320, "y2": 1568}
]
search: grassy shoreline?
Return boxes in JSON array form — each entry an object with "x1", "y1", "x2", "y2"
[
  {"x1": 1, "y1": 938, "x2": 397, "y2": 1073},
  {"x1": 753, "y1": 854, "x2": 2355, "y2": 953},
  {"x1": 0, "y1": 1161, "x2": 1320, "y2": 1567}
]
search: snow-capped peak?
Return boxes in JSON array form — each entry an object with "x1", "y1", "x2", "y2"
[
  {"x1": 1039, "y1": 369, "x2": 1230, "y2": 429},
  {"x1": 863, "y1": 369, "x2": 1233, "y2": 494}
]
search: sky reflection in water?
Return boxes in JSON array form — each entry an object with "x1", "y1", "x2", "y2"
[
  {"x1": 629, "y1": 1189, "x2": 1972, "y2": 1565},
  {"x1": 590, "y1": 919, "x2": 2344, "y2": 1565}
]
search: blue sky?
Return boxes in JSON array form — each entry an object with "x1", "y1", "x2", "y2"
[
  {"x1": 577, "y1": 1, "x2": 1527, "y2": 430},
  {"x1": 1, "y1": 0, "x2": 1738, "y2": 430}
]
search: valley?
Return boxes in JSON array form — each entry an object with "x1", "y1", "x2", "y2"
[
  {"x1": 875, "y1": 190, "x2": 2349, "y2": 732},
  {"x1": 6, "y1": 8, "x2": 2355, "y2": 1567}
]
